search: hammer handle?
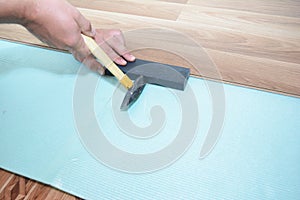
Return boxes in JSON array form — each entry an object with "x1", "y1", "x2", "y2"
[{"x1": 81, "y1": 34, "x2": 133, "y2": 89}]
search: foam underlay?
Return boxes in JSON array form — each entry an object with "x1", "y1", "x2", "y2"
[{"x1": 0, "y1": 40, "x2": 300, "y2": 199}]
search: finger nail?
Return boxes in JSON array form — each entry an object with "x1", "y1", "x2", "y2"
[
  {"x1": 116, "y1": 57, "x2": 127, "y2": 65},
  {"x1": 129, "y1": 54, "x2": 136, "y2": 61},
  {"x1": 120, "y1": 59, "x2": 127, "y2": 65}
]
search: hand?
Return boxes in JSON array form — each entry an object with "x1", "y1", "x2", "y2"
[
  {"x1": 94, "y1": 29, "x2": 136, "y2": 67},
  {"x1": 21, "y1": 0, "x2": 135, "y2": 74}
]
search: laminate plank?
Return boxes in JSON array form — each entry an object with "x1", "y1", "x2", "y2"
[
  {"x1": 79, "y1": 6, "x2": 300, "y2": 95},
  {"x1": 2, "y1": 8, "x2": 298, "y2": 64},
  {"x1": 0, "y1": 174, "x2": 15, "y2": 193},
  {"x1": 24, "y1": 181, "x2": 78, "y2": 200},
  {"x1": 155, "y1": 0, "x2": 188, "y2": 3},
  {"x1": 6, "y1": 181, "x2": 19, "y2": 200},
  {"x1": 0, "y1": 24, "x2": 42, "y2": 46},
  {"x1": 25, "y1": 180, "x2": 36, "y2": 194},
  {"x1": 2, "y1": 17, "x2": 298, "y2": 66},
  {"x1": 67, "y1": 0, "x2": 183, "y2": 20},
  {"x1": 187, "y1": 0, "x2": 300, "y2": 18},
  {"x1": 18, "y1": 177, "x2": 26, "y2": 196},
  {"x1": 130, "y1": 48, "x2": 300, "y2": 96},
  {"x1": 61, "y1": 194, "x2": 80, "y2": 200},
  {"x1": 1, "y1": 7, "x2": 299, "y2": 96},
  {"x1": 177, "y1": 5, "x2": 300, "y2": 40},
  {"x1": 3, "y1": 175, "x2": 18, "y2": 200},
  {"x1": 206, "y1": 49, "x2": 300, "y2": 96},
  {"x1": 0, "y1": 170, "x2": 11, "y2": 186},
  {"x1": 79, "y1": 9, "x2": 300, "y2": 96},
  {"x1": 15, "y1": 195, "x2": 25, "y2": 200},
  {"x1": 44, "y1": 189, "x2": 65, "y2": 200},
  {"x1": 77, "y1": 8, "x2": 300, "y2": 64},
  {"x1": 24, "y1": 183, "x2": 44, "y2": 200},
  {"x1": 0, "y1": 169, "x2": 82, "y2": 200},
  {"x1": 0, "y1": 173, "x2": 14, "y2": 199}
]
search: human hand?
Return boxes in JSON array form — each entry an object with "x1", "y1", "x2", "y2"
[{"x1": 21, "y1": 0, "x2": 135, "y2": 74}]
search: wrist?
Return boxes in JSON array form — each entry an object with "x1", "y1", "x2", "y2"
[
  {"x1": 19, "y1": 0, "x2": 38, "y2": 25},
  {"x1": 0, "y1": 0, "x2": 37, "y2": 24}
]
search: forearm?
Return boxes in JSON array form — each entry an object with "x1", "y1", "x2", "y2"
[
  {"x1": 0, "y1": 0, "x2": 34, "y2": 24},
  {"x1": 0, "y1": 0, "x2": 134, "y2": 71}
]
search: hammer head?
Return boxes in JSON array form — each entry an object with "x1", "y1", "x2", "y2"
[
  {"x1": 114, "y1": 59, "x2": 190, "y2": 111},
  {"x1": 120, "y1": 75, "x2": 146, "y2": 110}
]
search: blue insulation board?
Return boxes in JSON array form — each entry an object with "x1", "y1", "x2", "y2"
[{"x1": 0, "y1": 40, "x2": 300, "y2": 199}]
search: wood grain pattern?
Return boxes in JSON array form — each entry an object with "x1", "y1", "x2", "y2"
[
  {"x1": 0, "y1": 1, "x2": 300, "y2": 199},
  {"x1": 79, "y1": 7, "x2": 300, "y2": 96},
  {"x1": 0, "y1": 169, "x2": 81, "y2": 200},
  {"x1": 1, "y1": 3, "x2": 299, "y2": 96},
  {"x1": 177, "y1": 5, "x2": 300, "y2": 40},
  {"x1": 68, "y1": 0, "x2": 184, "y2": 20},
  {"x1": 187, "y1": 0, "x2": 300, "y2": 18}
]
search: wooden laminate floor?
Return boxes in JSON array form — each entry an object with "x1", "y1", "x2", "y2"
[
  {"x1": 1, "y1": 0, "x2": 300, "y2": 96},
  {"x1": 0, "y1": 169, "x2": 81, "y2": 200},
  {"x1": 0, "y1": 0, "x2": 299, "y2": 199}
]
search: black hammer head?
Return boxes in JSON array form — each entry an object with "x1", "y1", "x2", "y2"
[
  {"x1": 120, "y1": 76, "x2": 146, "y2": 111},
  {"x1": 115, "y1": 59, "x2": 190, "y2": 111}
]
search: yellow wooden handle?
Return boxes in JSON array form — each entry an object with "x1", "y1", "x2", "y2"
[{"x1": 81, "y1": 34, "x2": 133, "y2": 89}]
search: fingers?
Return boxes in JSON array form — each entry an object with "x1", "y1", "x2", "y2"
[
  {"x1": 75, "y1": 10, "x2": 96, "y2": 37},
  {"x1": 105, "y1": 30, "x2": 136, "y2": 63},
  {"x1": 72, "y1": 12, "x2": 135, "y2": 71},
  {"x1": 73, "y1": 11, "x2": 106, "y2": 74},
  {"x1": 71, "y1": 36, "x2": 105, "y2": 75},
  {"x1": 95, "y1": 29, "x2": 135, "y2": 65},
  {"x1": 97, "y1": 37, "x2": 127, "y2": 65},
  {"x1": 83, "y1": 55, "x2": 105, "y2": 75}
]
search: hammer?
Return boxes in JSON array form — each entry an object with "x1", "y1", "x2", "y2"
[{"x1": 81, "y1": 34, "x2": 145, "y2": 110}]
